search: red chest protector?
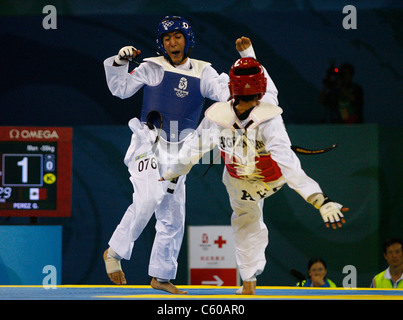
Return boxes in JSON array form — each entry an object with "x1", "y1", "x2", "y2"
[
  {"x1": 205, "y1": 100, "x2": 284, "y2": 182},
  {"x1": 221, "y1": 151, "x2": 283, "y2": 182}
]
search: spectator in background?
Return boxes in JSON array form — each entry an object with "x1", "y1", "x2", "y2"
[
  {"x1": 320, "y1": 62, "x2": 364, "y2": 124},
  {"x1": 371, "y1": 238, "x2": 403, "y2": 288},
  {"x1": 297, "y1": 257, "x2": 337, "y2": 287}
]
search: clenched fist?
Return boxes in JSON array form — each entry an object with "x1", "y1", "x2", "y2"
[{"x1": 114, "y1": 46, "x2": 141, "y2": 65}]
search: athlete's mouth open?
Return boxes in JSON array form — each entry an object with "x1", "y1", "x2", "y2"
[{"x1": 169, "y1": 50, "x2": 185, "y2": 65}]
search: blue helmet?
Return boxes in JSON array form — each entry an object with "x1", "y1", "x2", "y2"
[{"x1": 156, "y1": 16, "x2": 195, "y2": 58}]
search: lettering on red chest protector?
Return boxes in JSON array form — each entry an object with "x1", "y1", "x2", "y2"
[
  {"x1": 221, "y1": 151, "x2": 282, "y2": 182},
  {"x1": 221, "y1": 121, "x2": 283, "y2": 182}
]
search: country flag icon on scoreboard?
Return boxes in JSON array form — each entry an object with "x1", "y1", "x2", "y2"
[{"x1": 23, "y1": 188, "x2": 47, "y2": 200}]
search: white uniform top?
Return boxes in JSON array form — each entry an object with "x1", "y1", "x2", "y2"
[
  {"x1": 103, "y1": 46, "x2": 279, "y2": 106},
  {"x1": 168, "y1": 101, "x2": 322, "y2": 201}
]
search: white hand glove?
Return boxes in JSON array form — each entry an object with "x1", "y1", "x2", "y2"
[
  {"x1": 114, "y1": 46, "x2": 138, "y2": 65},
  {"x1": 307, "y1": 193, "x2": 347, "y2": 229},
  {"x1": 320, "y1": 201, "x2": 344, "y2": 226}
]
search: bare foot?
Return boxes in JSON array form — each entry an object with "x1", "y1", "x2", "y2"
[
  {"x1": 235, "y1": 280, "x2": 256, "y2": 295},
  {"x1": 150, "y1": 277, "x2": 188, "y2": 294},
  {"x1": 103, "y1": 249, "x2": 127, "y2": 285}
]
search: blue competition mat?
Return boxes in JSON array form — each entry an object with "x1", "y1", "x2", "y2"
[{"x1": 0, "y1": 285, "x2": 402, "y2": 300}]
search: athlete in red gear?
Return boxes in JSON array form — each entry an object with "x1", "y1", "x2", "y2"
[{"x1": 162, "y1": 57, "x2": 348, "y2": 294}]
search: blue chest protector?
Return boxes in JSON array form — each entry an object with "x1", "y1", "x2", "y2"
[{"x1": 141, "y1": 70, "x2": 204, "y2": 142}]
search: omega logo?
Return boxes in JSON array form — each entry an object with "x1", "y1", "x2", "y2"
[{"x1": 9, "y1": 129, "x2": 60, "y2": 140}]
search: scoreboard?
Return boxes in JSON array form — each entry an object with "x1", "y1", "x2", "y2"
[{"x1": 0, "y1": 127, "x2": 72, "y2": 217}]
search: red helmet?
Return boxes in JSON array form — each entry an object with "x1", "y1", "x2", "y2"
[{"x1": 228, "y1": 57, "x2": 267, "y2": 99}]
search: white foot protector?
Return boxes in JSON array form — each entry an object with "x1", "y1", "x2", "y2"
[{"x1": 104, "y1": 249, "x2": 122, "y2": 274}]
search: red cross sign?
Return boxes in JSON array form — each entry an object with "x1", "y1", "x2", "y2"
[{"x1": 214, "y1": 236, "x2": 227, "y2": 248}]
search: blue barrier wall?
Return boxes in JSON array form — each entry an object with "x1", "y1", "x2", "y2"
[
  {"x1": 0, "y1": 226, "x2": 62, "y2": 285},
  {"x1": 11, "y1": 124, "x2": 396, "y2": 287}
]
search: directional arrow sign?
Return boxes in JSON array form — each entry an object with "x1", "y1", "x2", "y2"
[{"x1": 201, "y1": 275, "x2": 224, "y2": 286}]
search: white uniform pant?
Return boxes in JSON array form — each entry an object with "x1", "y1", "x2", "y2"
[
  {"x1": 108, "y1": 118, "x2": 186, "y2": 280},
  {"x1": 222, "y1": 169, "x2": 285, "y2": 281}
]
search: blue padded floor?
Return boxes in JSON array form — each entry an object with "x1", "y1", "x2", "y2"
[{"x1": 0, "y1": 285, "x2": 402, "y2": 300}]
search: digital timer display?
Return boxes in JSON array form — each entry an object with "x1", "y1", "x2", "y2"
[{"x1": 0, "y1": 127, "x2": 72, "y2": 217}]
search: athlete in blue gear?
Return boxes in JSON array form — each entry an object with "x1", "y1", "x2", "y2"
[{"x1": 103, "y1": 15, "x2": 278, "y2": 293}]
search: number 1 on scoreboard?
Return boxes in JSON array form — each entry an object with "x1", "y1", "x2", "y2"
[{"x1": 17, "y1": 157, "x2": 28, "y2": 183}]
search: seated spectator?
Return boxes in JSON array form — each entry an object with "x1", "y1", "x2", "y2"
[
  {"x1": 298, "y1": 257, "x2": 337, "y2": 287},
  {"x1": 371, "y1": 238, "x2": 403, "y2": 288}
]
